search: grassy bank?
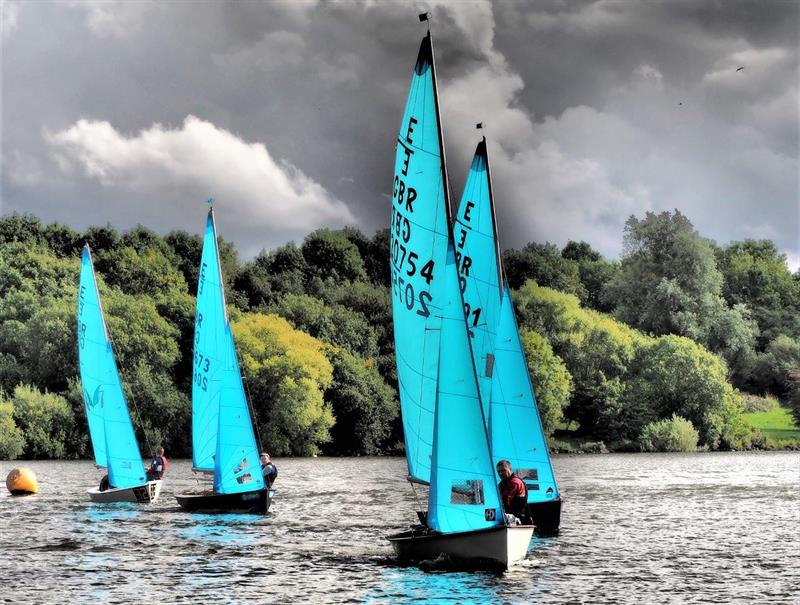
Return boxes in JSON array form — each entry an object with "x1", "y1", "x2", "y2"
[{"x1": 743, "y1": 406, "x2": 800, "y2": 449}]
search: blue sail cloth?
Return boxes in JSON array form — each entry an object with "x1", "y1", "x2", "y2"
[
  {"x1": 193, "y1": 209, "x2": 264, "y2": 494},
  {"x1": 77, "y1": 245, "x2": 146, "y2": 489},
  {"x1": 454, "y1": 140, "x2": 502, "y2": 415},
  {"x1": 390, "y1": 33, "x2": 451, "y2": 484},
  {"x1": 491, "y1": 286, "x2": 559, "y2": 503},
  {"x1": 192, "y1": 211, "x2": 225, "y2": 472},
  {"x1": 427, "y1": 245, "x2": 503, "y2": 533}
]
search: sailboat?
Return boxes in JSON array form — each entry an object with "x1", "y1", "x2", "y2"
[
  {"x1": 386, "y1": 25, "x2": 533, "y2": 569},
  {"x1": 455, "y1": 137, "x2": 562, "y2": 535},
  {"x1": 78, "y1": 245, "x2": 162, "y2": 503},
  {"x1": 175, "y1": 206, "x2": 269, "y2": 513}
]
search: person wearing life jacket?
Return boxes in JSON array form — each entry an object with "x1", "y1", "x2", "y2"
[
  {"x1": 260, "y1": 452, "x2": 278, "y2": 487},
  {"x1": 497, "y1": 459, "x2": 528, "y2": 519},
  {"x1": 146, "y1": 446, "x2": 169, "y2": 481}
]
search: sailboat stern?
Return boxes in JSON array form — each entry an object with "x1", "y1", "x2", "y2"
[
  {"x1": 387, "y1": 524, "x2": 533, "y2": 569},
  {"x1": 87, "y1": 480, "x2": 162, "y2": 504},
  {"x1": 528, "y1": 497, "x2": 562, "y2": 535},
  {"x1": 175, "y1": 487, "x2": 270, "y2": 514}
]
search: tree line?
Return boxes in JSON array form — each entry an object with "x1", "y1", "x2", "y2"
[{"x1": 0, "y1": 209, "x2": 797, "y2": 459}]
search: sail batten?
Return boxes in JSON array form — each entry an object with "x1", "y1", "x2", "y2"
[{"x1": 77, "y1": 245, "x2": 146, "y2": 489}]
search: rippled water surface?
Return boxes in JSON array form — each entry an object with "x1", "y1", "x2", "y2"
[{"x1": 1, "y1": 453, "x2": 798, "y2": 603}]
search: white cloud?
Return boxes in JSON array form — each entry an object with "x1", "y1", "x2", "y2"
[
  {"x1": 2, "y1": 0, "x2": 20, "y2": 38},
  {"x1": 69, "y1": 0, "x2": 159, "y2": 38},
  {"x1": 44, "y1": 115, "x2": 356, "y2": 253}
]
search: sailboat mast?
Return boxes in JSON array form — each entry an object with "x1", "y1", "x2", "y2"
[
  {"x1": 208, "y1": 206, "x2": 230, "y2": 325},
  {"x1": 426, "y1": 30, "x2": 453, "y2": 226},
  {"x1": 481, "y1": 136, "x2": 506, "y2": 298}
]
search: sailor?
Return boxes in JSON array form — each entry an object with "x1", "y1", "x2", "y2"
[
  {"x1": 146, "y1": 446, "x2": 169, "y2": 480},
  {"x1": 496, "y1": 459, "x2": 528, "y2": 520},
  {"x1": 260, "y1": 452, "x2": 278, "y2": 487}
]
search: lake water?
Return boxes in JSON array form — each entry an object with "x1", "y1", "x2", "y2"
[{"x1": 1, "y1": 452, "x2": 798, "y2": 603}]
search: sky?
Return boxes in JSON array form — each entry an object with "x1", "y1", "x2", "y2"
[{"x1": 2, "y1": 0, "x2": 798, "y2": 268}]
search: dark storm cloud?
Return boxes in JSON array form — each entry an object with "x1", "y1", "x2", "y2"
[{"x1": 2, "y1": 0, "x2": 797, "y2": 267}]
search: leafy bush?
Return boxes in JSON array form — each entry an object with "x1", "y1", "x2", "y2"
[
  {"x1": 0, "y1": 400, "x2": 25, "y2": 459},
  {"x1": 322, "y1": 346, "x2": 398, "y2": 455},
  {"x1": 741, "y1": 393, "x2": 779, "y2": 413},
  {"x1": 639, "y1": 415, "x2": 699, "y2": 452},
  {"x1": 233, "y1": 312, "x2": 334, "y2": 456},
  {"x1": 519, "y1": 328, "x2": 572, "y2": 434},
  {"x1": 10, "y1": 385, "x2": 75, "y2": 459}
]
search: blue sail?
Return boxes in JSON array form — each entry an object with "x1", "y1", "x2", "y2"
[
  {"x1": 428, "y1": 245, "x2": 503, "y2": 533},
  {"x1": 77, "y1": 245, "x2": 146, "y2": 488},
  {"x1": 491, "y1": 285, "x2": 559, "y2": 503},
  {"x1": 193, "y1": 208, "x2": 264, "y2": 494},
  {"x1": 390, "y1": 32, "x2": 452, "y2": 484},
  {"x1": 191, "y1": 211, "x2": 225, "y2": 472},
  {"x1": 454, "y1": 139, "x2": 502, "y2": 413},
  {"x1": 456, "y1": 137, "x2": 559, "y2": 504}
]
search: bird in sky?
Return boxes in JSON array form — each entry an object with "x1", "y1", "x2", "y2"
[{"x1": 736, "y1": 66, "x2": 745, "y2": 72}]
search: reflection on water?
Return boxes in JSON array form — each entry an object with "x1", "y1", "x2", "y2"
[
  {"x1": 0, "y1": 453, "x2": 798, "y2": 603},
  {"x1": 179, "y1": 513, "x2": 264, "y2": 546}
]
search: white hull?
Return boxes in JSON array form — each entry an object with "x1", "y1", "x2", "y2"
[
  {"x1": 87, "y1": 480, "x2": 162, "y2": 503},
  {"x1": 388, "y1": 524, "x2": 533, "y2": 569}
]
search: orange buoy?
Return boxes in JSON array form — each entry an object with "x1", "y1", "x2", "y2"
[{"x1": 6, "y1": 467, "x2": 38, "y2": 495}]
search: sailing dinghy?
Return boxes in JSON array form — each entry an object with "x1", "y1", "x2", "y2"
[
  {"x1": 78, "y1": 245, "x2": 162, "y2": 504},
  {"x1": 175, "y1": 206, "x2": 270, "y2": 514},
  {"x1": 386, "y1": 26, "x2": 532, "y2": 569},
  {"x1": 455, "y1": 137, "x2": 562, "y2": 534}
]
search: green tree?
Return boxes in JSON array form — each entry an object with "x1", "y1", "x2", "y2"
[
  {"x1": 323, "y1": 346, "x2": 398, "y2": 455},
  {"x1": 503, "y1": 242, "x2": 586, "y2": 299},
  {"x1": 715, "y1": 239, "x2": 800, "y2": 347},
  {"x1": 622, "y1": 335, "x2": 749, "y2": 449},
  {"x1": 604, "y1": 211, "x2": 728, "y2": 343},
  {"x1": 11, "y1": 385, "x2": 76, "y2": 459},
  {"x1": 514, "y1": 281, "x2": 640, "y2": 439},
  {"x1": 519, "y1": 328, "x2": 572, "y2": 434},
  {"x1": 272, "y1": 293, "x2": 379, "y2": 359},
  {"x1": 233, "y1": 313, "x2": 334, "y2": 456},
  {"x1": 165, "y1": 230, "x2": 203, "y2": 292},
  {"x1": 234, "y1": 242, "x2": 308, "y2": 310},
  {"x1": 0, "y1": 400, "x2": 25, "y2": 459},
  {"x1": 0, "y1": 213, "x2": 45, "y2": 246},
  {"x1": 302, "y1": 229, "x2": 367, "y2": 283},
  {"x1": 750, "y1": 335, "x2": 800, "y2": 400}
]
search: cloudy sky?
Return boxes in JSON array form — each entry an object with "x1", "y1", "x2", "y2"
[{"x1": 2, "y1": 1, "x2": 798, "y2": 267}]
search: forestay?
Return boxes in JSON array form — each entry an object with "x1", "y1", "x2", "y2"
[
  {"x1": 77, "y1": 245, "x2": 146, "y2": 489},
  {"x1": 491, "y1": 286, "x2": 559, "y2": 503},
  {"x1": 454, "y1": 139, "x2": 503, "y2": 415},
  {"x1": 390, "y1": 32, "x2": 451, "y2": 485},
  {"x1": 427, "y1": 245, "x2": 503, "y2": 534}
]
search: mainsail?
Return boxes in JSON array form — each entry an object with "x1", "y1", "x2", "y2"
[
  {"x1": 453, "y1": 139, "x2": 503, "y2": 414},
  {"x1": 456, "y1": 138, "x2": 560, "y2": 505},
  {"x1": 427, "y1": 244, "x2": 503, "y2": 533},
  {"x1": 77, "y1": 245, "x2": 146, "y2": 489},
  {"x1": 193, "y1": 208, "x2": 263, "y2": 494},
  {"x1": 390, "y1": 31, "x2": 451, "y2": 485}
]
